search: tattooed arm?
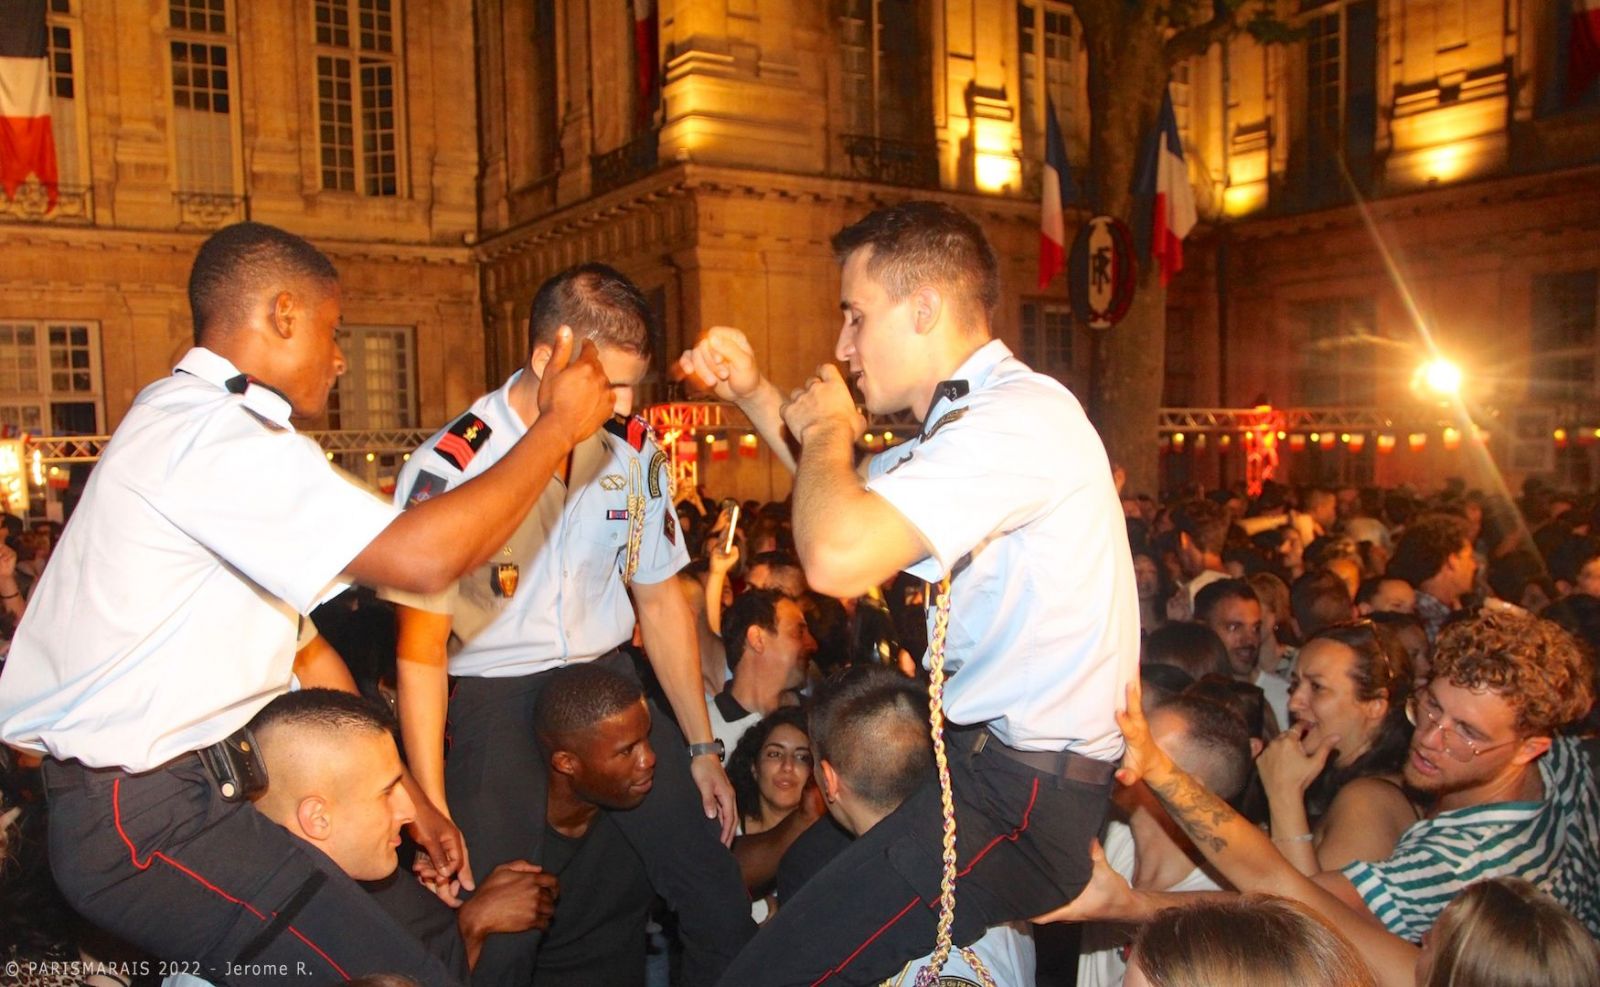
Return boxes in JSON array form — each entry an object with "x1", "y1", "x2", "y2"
[{"x1": 1104, "y1": 681, "x2": 1419, "y2": 987}]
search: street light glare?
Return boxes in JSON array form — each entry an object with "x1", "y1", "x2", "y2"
[{"x1": 1419, "y1": 358, "x2": 1463, "y2": 396}]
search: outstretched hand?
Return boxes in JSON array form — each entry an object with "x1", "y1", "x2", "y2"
[{"x1": 1030, "y1": 840, "x2": 1137, "y2": 924}]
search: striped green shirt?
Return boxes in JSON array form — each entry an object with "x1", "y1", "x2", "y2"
[{"x1": 1343, "y1": 736, "x2": 1600, "y2": 941}]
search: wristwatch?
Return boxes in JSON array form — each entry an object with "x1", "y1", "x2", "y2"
[{"x1": 687, "y1": 740, "x2": 725, "y2": 760}]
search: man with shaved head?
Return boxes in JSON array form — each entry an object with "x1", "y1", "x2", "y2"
[
  {"x1": 248, "y1": 690, "x2": 556, "y2": 979},
  {"x1": 781, "y1": 666, "x2": 1038, "y2": 985},
  {"x1": 0, "y1": 221, "x2": 614, "y2": 984}
]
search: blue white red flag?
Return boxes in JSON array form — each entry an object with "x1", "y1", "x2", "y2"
[
  {"x1": 1139, "y1": 89, "x2": 1195, "y2": 287},
  {"x1": 0, "y1": 0, "x2": 58, "y2": 208},
  {"x1": 1038, "y1": 98, "x2": 1074, "y2": 290}
]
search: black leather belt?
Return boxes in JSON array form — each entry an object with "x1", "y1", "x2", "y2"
[
  {"x1": 42, "y1": 726, "x2": 266, "y2": 801},
  {"x1": 972, "y1": 730, "x2": 1118, "y2": 786}
]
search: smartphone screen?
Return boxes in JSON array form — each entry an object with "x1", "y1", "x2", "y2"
[{"x1": 722, "y1": 504, "x2": 740, "y2": 554}]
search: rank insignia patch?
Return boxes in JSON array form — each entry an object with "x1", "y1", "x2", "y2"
[
  {"x1": 405, "y1": 470, "x2": 449, "y2": 507},
  {"x1": 647, "y1": 451, "x2": 669, "y2": 499},
  {"x1": 663, "y1": 510, "x2": 677, "y2": 545},
  {"x1": 600, "y1": 473, "x2": 626, "y2": 491},
  {"x1": 607, "y1": 509, "x2": 629, "y2": 520},
  {"x1": 435, "y1": 414, "x2": 492, "y2": 471}
]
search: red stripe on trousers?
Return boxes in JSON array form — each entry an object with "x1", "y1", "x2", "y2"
[
  {"x1": 812, "y1": 776, "x2": 1041, "y2": 984},
  {"x1": 111, "y1": 778, "x2": 351, "y2": 982}
]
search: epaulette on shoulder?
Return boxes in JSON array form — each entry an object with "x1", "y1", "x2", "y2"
[{"x1": 434, "y1": 412, "x2": 492, "y2": 471}]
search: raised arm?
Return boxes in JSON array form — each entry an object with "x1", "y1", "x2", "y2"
[
  {"x1": 679, "y1": 327, "x2": 796, "y2": 473},
  {"x1": 781, "y1": 365, "x2": 929, "y2": 598},
  {"x1": 1111, "y1": 681, "x2": 1418, "y2": 987},
  {"x1": 346, "y1": 330, "x2": 614, "y2": 594}
]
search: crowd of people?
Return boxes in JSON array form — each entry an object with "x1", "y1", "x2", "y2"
[{"x1": 0, "y1": 201, "x2": 1596, "y2": 987}]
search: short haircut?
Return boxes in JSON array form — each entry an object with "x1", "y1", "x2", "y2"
[
  {"x1": 1291, "y1": 569, "x2": 1352, "y2": 638},
  {"x1": 1153, "y1": 694, "x2": 1253, "y2": 801},
  {"x1": 721, "y1": 588, "x2": 784, "y2": 671},
  {"x1": 830, "y1": 201, "x2": 1000, "y2": 325},
  {"x1": 808, "y1": 665, "x2": 932, "y2": 814},
  {"x1": 527, "y1": 262, "x2": 655, "y2": 359},
  {"x1": 1134, "y1": 894, "x2": 1376, "y2": 987},
  {"x1": 188, "y1": 222, "x2": 338, "y2": 344},
  {"x1": 1386, "y1": 513, "x2": 1471, "y2": 587},
  {"x1": 1194, "y1": 578, "x2": 1259, "y2": 624},
  {"x1": 1430, "y1": 609, "x2": 1593, "y2": 736},
  {"x1": 532, "y1": 663, "x2": 645, "y2": 753},
  {"x1": 1174, "y1": 499, "x2": 1230, "y2": 556},
  {"x1": 1142, "y1": 622, "x2": 1231, "y2": 681},
  {"x1": 248, "y1": 687, "x2": 395, "y2": 739}
]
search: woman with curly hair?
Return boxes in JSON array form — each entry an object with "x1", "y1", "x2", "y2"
[
  {"x1": 1258, "y1": 620, "x2": 1422, "y2": 873},
  {"x1": 728, "y1": 706, "x2": 813, "y2": 837}
]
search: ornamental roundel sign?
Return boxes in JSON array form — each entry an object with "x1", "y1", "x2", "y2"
[{"x1": 1069, "y1": 215, "x2": 1138, "y2": 330}]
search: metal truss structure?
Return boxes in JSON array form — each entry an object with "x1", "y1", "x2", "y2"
[{"x1": 1156, "y1": 406, "x2": 1472, "y2": 434}]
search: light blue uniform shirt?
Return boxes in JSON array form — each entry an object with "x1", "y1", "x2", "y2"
[
  {"x1": 390, "y1": 371, "x2": 686, "y2": 677},
  {"x1": 865, "y1": 340, "x2": 1139, "y2": 760}
]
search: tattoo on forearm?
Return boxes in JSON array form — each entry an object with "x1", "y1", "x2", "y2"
[{"x1": 1147, "y1": 770, "x2": 1234, "y2": 855}]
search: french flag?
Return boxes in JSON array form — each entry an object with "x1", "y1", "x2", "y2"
[
  {"x1": 1570, "y1": 0, "x2": 1600, "y2": 103},
  {"x1": 1141, "y1": 89, "x2": 1195, "y2": 288},
  {"x1": 0, "y1": 0, "x2": 57, "y2": 208},
  {"x1": 633, "y1": 0, "x2": 659, "y2": 130},
  {"x1": 1038, "y1": 98, "x2": 1074, "y2": 290}
]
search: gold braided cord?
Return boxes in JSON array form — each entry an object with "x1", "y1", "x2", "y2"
[
  {"x1": 905, "y1": 576, "x2": 997, "y2": 987},
  {"x1": 624, "y1": 458, "x2": 645, "y2": 584}
]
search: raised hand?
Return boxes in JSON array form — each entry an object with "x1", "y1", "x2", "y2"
[
  {"x1": 779, "y1": 364, "x2": 866, "y2": 446},
  {"x1": 679, "y1": 327, "x2": 763, "y2": 403},
  {"x1": 1258, "y1": 721, "x2": 1339, "y2": 799},
  {"x1": 537, "y1": 327, "x2": 614, "y2": 444}
]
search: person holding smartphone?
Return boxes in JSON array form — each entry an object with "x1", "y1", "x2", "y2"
[{"x1": 387, "y1": 263, "x2": 753, "y2": 987}]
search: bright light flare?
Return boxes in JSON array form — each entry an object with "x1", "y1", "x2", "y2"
[{"x1": 1415, "y1": 358, "x2": 1463, "y2": 397}]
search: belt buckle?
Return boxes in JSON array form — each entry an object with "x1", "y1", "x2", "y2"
[{"x1": 973, "y1": 732, "x2": 989, "y2": 755}]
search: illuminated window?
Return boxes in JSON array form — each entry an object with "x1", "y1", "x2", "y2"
[
  {"x1": 328, "y1": 325, "x2": 415, "y2": 429},
  {"x1": 0, "y1": 322, "x2": 102, "y2": 435},
  {"x1": 169, "y1": 0, "x2": 238, "y2": 195},
  {"x1": 1020, "y1": 300, "x2": 1073, "y2": 376},
  {"x1": 1017, "y1": 2, "x2": 1084, "y2": 179},
  {"x1": 314, "y1": 0, "x2": 405, "y2": 196},
  {"x1": 1293, "y1": 0, "x2": 1376, "y2": 203},
  {"x1": 46, "y1": 0, "x2": 84, "y2": 189},
  {"x1": 837, "y1": 0, "x2": 927, "y2": 144}
]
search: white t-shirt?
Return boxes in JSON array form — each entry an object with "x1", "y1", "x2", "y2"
[{"x1": 882, "y1": 922, "x2": 1036, "y2": 987}]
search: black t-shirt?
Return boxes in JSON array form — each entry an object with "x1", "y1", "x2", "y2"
[
  {"x1": 774, "y1": 814, "x2": 853, "y2": 906},
  {"x1": 534, "y1": 814, "x2": 653, "y2": 986}
]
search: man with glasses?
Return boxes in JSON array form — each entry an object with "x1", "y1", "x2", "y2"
[{"x1": 1313, "y1": 608, "x2": 1599, "y2": 939}]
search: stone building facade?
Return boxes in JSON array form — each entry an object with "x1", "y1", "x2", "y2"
[{"x1": 3, "y1": 1, "x2": 1598, "y2": 504}]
